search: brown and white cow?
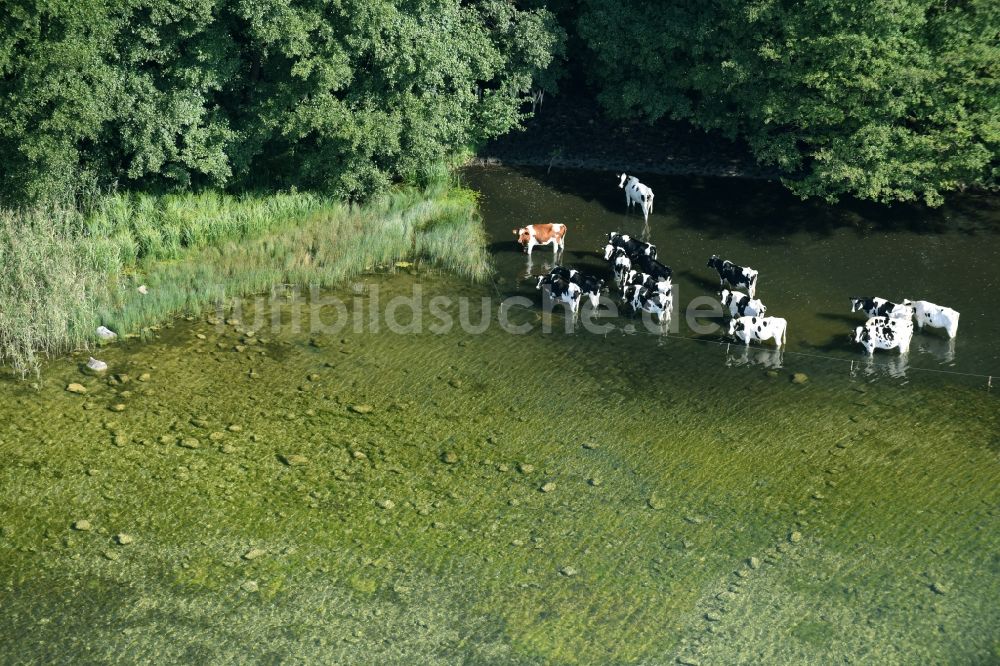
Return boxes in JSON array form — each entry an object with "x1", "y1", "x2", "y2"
[{"x1": 513, "y1": 223, "x2": 567, "y2": 256}]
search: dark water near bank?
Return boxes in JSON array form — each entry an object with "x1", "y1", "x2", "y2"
[
  {"x1": 0, "y1": 169, "x2": 998, "y2": 663},
  {"x1": 464, "y1": 166, "x2": 1000, "y2": 384}
]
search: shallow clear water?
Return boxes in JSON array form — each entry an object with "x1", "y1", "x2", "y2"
[{"x1": 0, "y1": 170, "x2": 998, "y2": 663}]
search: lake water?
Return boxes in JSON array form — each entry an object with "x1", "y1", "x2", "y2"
[{"x1": 0, "y1": 168, "x2": 997, "y2": 663}]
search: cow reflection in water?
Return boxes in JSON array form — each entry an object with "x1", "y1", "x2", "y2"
[
  {"x1": 857, "y1": 353, "x2": 910, "y2": 379},
  {"x1": 915, "y1": 335, "x2": 957, "y2": 364},
  {"x1": 523, "y1": 255, "x2": 555, "y2": 281},
  {"x1": 726, "y1": 346, "x2": 784, "y2": 370}
]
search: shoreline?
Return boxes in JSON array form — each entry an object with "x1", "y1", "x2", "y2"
[{"x1": 471, "y1": 93, "x2": 783, "y2": 180}]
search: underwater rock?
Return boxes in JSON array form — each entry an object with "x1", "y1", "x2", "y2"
[
  {"x1": 766, "y1": 370, "x2": 779, "y2": 378},
  {"x1": 378, "y1": 499, "x2": 395, "y2": 510},
  {"x1": 72, "y1": 520, "x2": 92, "y2": 531},
  {"x1": 209, "y1": 432, "x2": 225, "y2": 442},
  {"x1": 219, "y1": 444, "x2": 237, "y2": 454},
  {"x1": 114, "y1": 534, "x2": 134, "y2": 545},
  {"x1": 448, "y1": 379, "x2": 463, "y2": 389},
  {"x1": 931, "y1": 581, "x2": 949, "y2": 595},
  {"x1": 582, "y1": 442, "x2": 599, "y2": 449},
  {"x1": 279, "y1": 454, "x2": 309, "y2": 466},
  {"x1": 517, "y1": 463, "x2": 534, "y2": 474},
  {"x1": 137, "y1": 284, "x2": 148, "y2": 295},
  {"x1": 241, "y1": 580, "x2": 259, "y2": 593},
  {"x1": 308, "y1": 373, "x2": 321, "y2": 382},
  {"x1": 243, "y1": 547, "x2": 265, "y2": 560},
  {"x1": 190, "y1": 418, "x2": 208, "y2": 429},
  {"x1": 350, "y1": 404, "x2": 374, "y2": 414},
  {"x1": 441, "y1": 451, "x2": 459, "y2": 464},
  {"x1": 705, "y1": 611, "x2": 722, "y2": 622},
  {"x1": 109, "y1": 404, "x2": 126, "y2": 412},
  {"x1": 559, "y1": 566, "x2": 578, "y2": 577},
  {"x1": 789, "y1": 531, "x2": 803, "y2": 543},
  {"x1": 540, "y1": 482, "x2": 557, "y2": 493},
  {"x1": 66, "y1": 383, "x2": 87, "y2": 394},
  {"x1": 87, "y1": 358, "x2": 108, "y2": 373},
  {"x1": 588, "y1": 477, "x2": 602, "y2": 487},
  {"x1": 96, "y1": 326, "x2": 117, "y2": 341},
  {"x1": 791, "y1": 373, "x2": 809, "y2": 384},
  {"x1": 648, "y1": 495, "x2": 666, "y2": 510},
  {"x1": 748, "y1": 556, "x2": 761, "y2": 569},
  {"x1": 178, "y1": 438, "x2": 201, "y2": 449},
  {"x1": 227, "y1": 424, "x2": 243, "y2": 432},
  {"x1": 138, "y1": 373, "x2": 151, "y2": 382}
]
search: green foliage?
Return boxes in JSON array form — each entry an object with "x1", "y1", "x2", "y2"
[
  {"x1": 575, "y1": 0, "x2": 998, "y2": 205},
  {"x1": 0, "y1": 0, "x2": 565, "y2": 205}
]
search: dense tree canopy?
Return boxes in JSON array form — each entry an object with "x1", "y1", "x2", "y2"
[
  {"x1": 575, "y1": 0, "x2": 998, "y2": 205},
  {"x1": 1, "y1": 0, "x2": 996, "y2": 206},
  {"x1": 0, "y1": 0, "x2": 563, "y2": 204}
]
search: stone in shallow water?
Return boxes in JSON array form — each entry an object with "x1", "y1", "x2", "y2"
[
  {"x1": 441, "y1": 451, "x2": 459, "y2": 464},
  {"x1": 87, "y1": 357, "x2": 108, "y2": 373},
  {"x1": 789, "y1": 531, "x2": 803, "y2": 543},
  {"x1": 115, "y1": 534, "x2": 134, "y2": 545},
  {"x1": 748, "y1": 556, "x2": 761, "y2": 569},
  {"x1": 791, "y1": 372, "x2": 809, "y2": 384},
  {"x1": 66, "y1": 383, "x2": 87, "y2": 395},
  {"x1": 72, "y1": 520, "x2": 91, "y2": 531},
  {"x1": 243, "y1": 548, "x2": 265, "y2": 560},
  {"x1": 930, "y1": 581, "x2": 948, "y2": 595},
  {"x1": 279, "y1": 454, "x2": 308, "y2": 466},
  {"x1": 109, "y1": 403, "x2": 126, "y2": 412},
  {"x1": 517, "y1": 463, "x2": 534, "y2": 474},
  {"x1": 378, "y1": 499, "x2": 395, "y2": 510},
  {"x1": 178, "y1": 438, "x2": 201, "y2": 450},
  {"x1": 647, "y1": 495, "x2": 666, "y2": 510},
  {"x1": 540, "y1": 482, "x2": 557, "y2": 493},
  {"x1": 138, "y1": 373, "x2": 151, "y2": 382},
  {"x1": 559, "y1": 565, "x2": 578, "y2": 577},
  {"x1": 350, "y1": 404, "x2": 373, "y2": 414}
]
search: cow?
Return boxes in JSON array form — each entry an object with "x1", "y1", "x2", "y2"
[
  {"x1": 623, "y1": 285, "x2": 672, "y2": 324},
  {"x1": 618, "y1": 174, "x2": 654, "y2": 222},
  {"x1": 708, "y1": 255, "x2": 758, "y2": 298},
  {"x1": 853, "y1": 316, "x2": 914, "y2": 356},
  {"x1": 721, "y1": 288, "x2": 767, "y2": 318},
  {"x1": 849, "y1": 297, "x2": 913, "y2": 320},
  {"x1": 622, "y1": 269, "x2": 671, "y2": 295},
  {"x1": 637, "y1": 255, "x2": 672, "y2": 282},
  {"x1": 538, "y1": 276, "x2": 583, "y2": 317},
  {"x1": 728, "y1": 316, "x2": 787, "y2": 348},
  {"x1": 604, "y1": 244, "x2": 632, "y2": 283},
  {"x1": 537, "y1": 267, "x2": 605, "y2": 309},
  {"x1": 901, "y1": 299, "x2": 960, "y2": 338},
  {"x1": 513, "y1": 223, "x2": 567, "y2": 256},
  {"x1": 607, "y1": 232, "x2": 657, "y2": 261}
]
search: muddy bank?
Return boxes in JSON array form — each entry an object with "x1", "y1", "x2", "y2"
[{"x1": 471, "y1": 93, "x2": 781, "y2": 179}]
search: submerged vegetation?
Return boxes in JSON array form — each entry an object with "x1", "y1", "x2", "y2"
[{"x1": 0, "y1": 184, "x2": 490, "y2": 376}]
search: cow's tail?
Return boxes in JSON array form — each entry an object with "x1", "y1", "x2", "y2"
[
  {"x1": 781, "y1": 319, "x2": 787, "y2": 348},
  {"x1": 749, "y1": 271, "x2": 758, "y2": 298}
]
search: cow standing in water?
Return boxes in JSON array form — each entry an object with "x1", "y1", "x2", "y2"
[
  {"x1": 618, "y1": 174, "x2": 654, "y2": 223},
  {"x1": 853, "y1": 316, "x2": 914, "y2": 356},
  {"x1": 901, "y1": 299, "x2": 960, "y2": 338},
  {"x1": 708, "y1": 255, "x2": 759, "y2": 298},
  {"x1": 513, "y1": 223, "x2": 567, "y2": 256},
  {"x1": 728, "y1": 316, "x2": 787, "y2": 349}
]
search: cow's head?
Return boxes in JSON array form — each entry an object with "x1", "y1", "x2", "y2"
[
  {"x1": 602, "y1": 243, "x2": 616, "y2": 261},
  {"x1": 513, "y1": 228, "x2": 530, "y2": 250},
  {"x1": 618, "y1": 173, "x2": 627, "y2": 188},
  {"x1": 707, "y1": 255, "x2": 721, "y2": 269},
  {"x1": 607, "y1": 231, "x2": 622, "y2": 243},
  {"x1": 727, "y1": 319, "x2": 743, "y2": 337},
  {"x1": 852, "y1": 325, "x2": 867, "y2": 343},
  {"x1": 646, "y1": 244, "x2": 657, "y2": 260},
  {"x1": 849, "y1": 297, "x2": 865, "y2": 313},
  {"x1": 754, "y1": 300, "x2": 767, "y2": 316},
  {"x1": 721, "y1": 289, "x2": 732, "y2": 306}
]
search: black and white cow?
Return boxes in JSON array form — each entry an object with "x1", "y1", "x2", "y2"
[
  {"x1": 622, "y1": 269, "x2": 671, "y2": 295},
  {"x1": 901, "y1": 299, "x2": 960, "y2": 338},
  {"x1": 623, "y1": 285, "x2": 672, "y2": 324},
  {"x1": 607, "y1": 232, "x2": 657, "y2": 261},
  {"x1": 720, "y1": 288, "x2": 767, "y2": 318},
  {"x1": 708, "y1": 255, "x2": 758, "y2": 298},
  {"x1": 849, "y1": 297, "x2": 914, "y2": 320},
  {"x1": 728, "y1": 316, "x2": 787, "y2": 348},
  {"x1": 537, "y1": 266, "x2": 605, "y2": 309},
  {"x1": 637, "y1": 255, "x2": 672, "y2": 282},
  {"x1": 853, "y1": 316, "x2": 914, "y2": 356},
  {"x1": 537, "y1": 276, "x2": 583, "y2": 317},
  {"x1": 618, "y1": 174, "x2": 654, "y2": 223},
  {"x1": 604, "y1": 244, "x2": 633, "y2": 283}
]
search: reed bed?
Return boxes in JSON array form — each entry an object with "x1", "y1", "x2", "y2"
[{"x1": 0, "y1": 185, "x2": 491, "y2": 375}]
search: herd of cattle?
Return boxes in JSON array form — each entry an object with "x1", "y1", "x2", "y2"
[{"x1": 511, "y1": 174, "x2": 961, "y2": 357}]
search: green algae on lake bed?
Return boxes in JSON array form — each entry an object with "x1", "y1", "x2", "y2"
[{"x1": 0, "y1": 271, "x2": 997, "y2": 664}]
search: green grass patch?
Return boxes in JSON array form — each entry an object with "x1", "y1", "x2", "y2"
[{"x1": 0, "y1": 184, "x2": 492, "y2": 376}]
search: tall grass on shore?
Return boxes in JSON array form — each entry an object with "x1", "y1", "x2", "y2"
[{"x1": 0, "y1": 184, "x2": 491, "y2": 376}]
